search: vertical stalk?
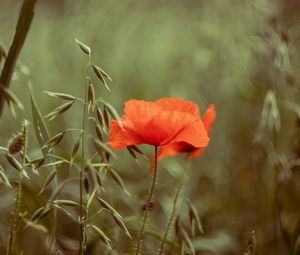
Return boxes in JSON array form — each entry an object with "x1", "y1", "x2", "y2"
[
  {"x1": 135, "y1": 146, "x2": 159, "y2": 255},
  {"x1": 157, "y1": 159, "x2": 191, "y2": 255},
  {"x1": 6, "y1": 121, "x2": 28, "y2": 255},
  {"x1": 79, "y1": 56, "x2": 91, "y2": 255}
]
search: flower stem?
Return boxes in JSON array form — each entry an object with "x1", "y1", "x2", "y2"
[
  {"x1": 135, "y1": 145, "x2": 159, "y2": 255},
  {"x1": 7, "y1": 122, "x2": 28, "y2": 255},
  {"x1": 157, "y1": 159, "x2": 191, "y2": 255}
]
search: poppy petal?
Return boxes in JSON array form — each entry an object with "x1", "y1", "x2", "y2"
[
  {"x1": 107, "y1": 119, "x2": 144, "y2": 150},
  {"x1": 202, "y1": 104, "x2": 216, "y2": 135},
  {"x1": 124, "y1": 99, "x2": 199, "y2": 146},
  {"x1": 171, "y1": 119, "x2": 209, "y2": 148},
  {"x1": 155, "y1": 97, "x2": 199, "y2": 116}
]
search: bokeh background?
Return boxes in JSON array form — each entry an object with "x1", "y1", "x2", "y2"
[{"x1": 0, "y1": 0, "x2": 300, "y2": 254}]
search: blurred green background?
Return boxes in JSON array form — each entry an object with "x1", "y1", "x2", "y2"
[{"x1": 1, "y1": 0, "x2": 300, "y2": 254}]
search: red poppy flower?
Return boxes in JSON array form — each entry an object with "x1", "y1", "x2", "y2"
[
  {"x1": 107, "y1": 98, "x2": 209, "y2": 150},
  {"x1": 157, "y1": 104, "x2": 216, "y2": 159}
]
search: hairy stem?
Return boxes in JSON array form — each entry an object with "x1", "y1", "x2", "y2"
[
  {"x1": 158, "y1": 159, "x2": 191, "y2": 255},
  {"x1": 6, "y1": 122, "x2": 28, "y2": 255},
  {"x1": 135, "y1": 146, "x2": 158, "y2": 255}
]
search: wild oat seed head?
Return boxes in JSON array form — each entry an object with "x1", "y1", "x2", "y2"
[{"x1": 7, "y1": 132, "x2": 24, "y2": 154}]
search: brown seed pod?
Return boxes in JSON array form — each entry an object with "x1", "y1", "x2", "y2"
[{"x1": 7, "y1": 132, "x2": 24, "y2": 154}]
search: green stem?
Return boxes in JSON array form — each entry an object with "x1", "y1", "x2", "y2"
[
  {"x1": 7, "y1": 122, "x2": 28, "y2": 255},
  {"x1": 135, "y1": 146, "x2": 159, "y2": 255},
  {"x1": 157, "y1": 159, "x2": 191, "y2": 255},
  {"x1": 79, "y1": 55, "x2": 91, "y2": 255}
]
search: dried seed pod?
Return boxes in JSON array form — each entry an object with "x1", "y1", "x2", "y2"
[
  {"x1": 75, "y1": 39, "x2": 91, "y2": 55},
  {"x1": 111, "y1": 213, "x2": 132, "y2": 239},
  {"x1": 84, "y1": 175, "x2": 89, "y2": 194},
  {"x1": 43, "y1": 132, "x2": 65, "y2": 151},
  {"x1": 6, "y1": 153, "x2": 22, "y2": 171},
  {"x1": 108, "y1": 168, "x2": 130, "y2": 196},
  {"x1": 31, "y1": 206, "x2": 46, "y2": 222},
  {"x1": 188, "y1": 201, "x2": 204, "y2": 235},
  {"x1": 96, "y1": 196, "x2": 122, "y2": 219},
  {"x1": 30, "y1": 156, "x2": 45, "y2": 169},
  {"x1": 45, "y1": 101, "x2": 75, "y2": 120},
  {"x1": 87, "y1": 189, "x2": 97, "y2": 209},
  {"x1": 95, "y1": 124, "x2": 104, "y2": 142},
  {"x1": 44, "y1": 91, "x2": 76, "y2": 101},
  {"x1": 181, "y1": 228, "x2": 195, "y2": 255},
  {"x1": 175, "y1": 216, "x2": 182, "y2": 241},
  {"x1": 38, "y1": 170, "x2": 57, "y2": 195},
  {"x1": 88, "y1": 83, "x2": 95, "y2": 106},
  {"x1": 93, "y1": 139, "x2": 116, "y2": 159},
  {"x1": 87, "y1": 224, "x2": 111, "y2": 247},
  {"x1": 103, "y1": 105, "x2": 110, "y2": 128},
  {"x1": 127, "y1": 146, "x2": 137, "y2": 160},
  {"x1": 92, "y1": 65, "x2": 111, "y2": 91},
  {"x1": 96, "y1": 107, "x2": 104, "y2": 127},
  {"x1": 52, "y1": 200, "x2": 79, "y2": 207},
  {"x1": 71, "y1": 133, "x2": 82, "y2": 160},
  {"x1": 7, "y1": 132, "x2": 24, "y2": 154}
]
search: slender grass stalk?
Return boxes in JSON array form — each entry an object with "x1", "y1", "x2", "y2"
[
  {"x1": 79, "y1": 56, "x2": 91, "y2": 255},
  {"x1": 157, "y1": 159, "x2": 191, "y2": 255},
  {"x1": 6, "y1": 121, "x2": 28, "y2": 255},
  {"x1": 135, "y1": 146, "x2": 159, "y2": 255}
]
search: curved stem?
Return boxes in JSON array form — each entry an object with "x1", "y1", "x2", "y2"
[
  {"x1": 135, "y1": 146, "x2": 159, "y2": 255},
  {"x1": 157, "y1": 159, "x2": 191, "y2": 255}
]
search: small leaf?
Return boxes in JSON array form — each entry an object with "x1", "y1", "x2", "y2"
[
  {"x1": 29, "y1": 84, "x2": 50, "y2": 157},
  {"x1": 75, "y1": 39, "x2": 91, "y2": 55}
]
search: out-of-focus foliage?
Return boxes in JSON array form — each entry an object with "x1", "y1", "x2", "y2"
[{"x1": 0, "y1": 0, "x2": 300, "y2": 254}]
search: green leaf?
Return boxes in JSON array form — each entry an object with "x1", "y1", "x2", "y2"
[{"x1": 28, "y1": 83, "x2": 50, "y2": 157}]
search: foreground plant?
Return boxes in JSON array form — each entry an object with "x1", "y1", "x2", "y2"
[
  {"x1": 158, "y1": 104, "x2": 216, "y2": 255},
  {"x1": 27, "y1": 40, "x2": 131, "y2": 254},
  {"x1": 6, "y1": 120, "x2": 29, "y2": 255},
  {"x1": 108, "y1": 98, "x2": 210, "y2": 254}
]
